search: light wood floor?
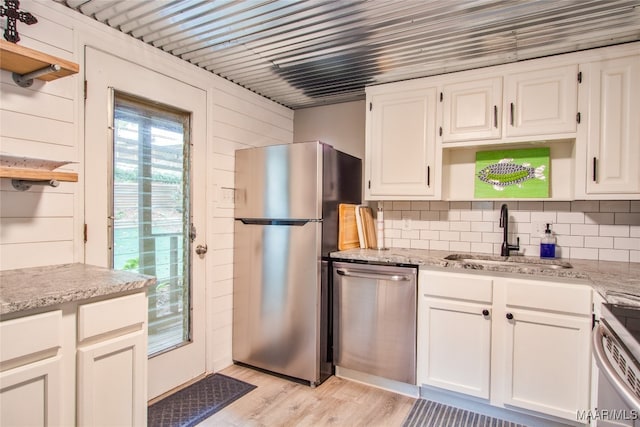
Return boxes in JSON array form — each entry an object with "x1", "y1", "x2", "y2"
[{"x1": 198, "y1": 365, "x2": 417, "y2": 427}]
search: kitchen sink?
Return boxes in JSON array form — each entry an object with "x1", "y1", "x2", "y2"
[{"x1": 444, "y1": 254, "x2": 573, "y2": 270}]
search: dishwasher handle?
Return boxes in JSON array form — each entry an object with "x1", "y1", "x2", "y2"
[
  {"x1": 335, "y1": 268, "x2": 411, "y2": 282},
  {"x1": 592, "y1": 322, "x2": 640, "y2": 410}
]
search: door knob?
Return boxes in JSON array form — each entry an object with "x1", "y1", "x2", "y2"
[
  {"x1": 482, "y1": 309, "x2": 490, "y2": 316},
  {"x1": 195, "y1": 244, "x2": 208, "y2": 255}
]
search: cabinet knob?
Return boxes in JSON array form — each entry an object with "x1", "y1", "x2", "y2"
[
  {"x1": 482, "y1": 309, "x2": 490, "y2": 316},
  {"x1": 506, "y1": 312, "x2": 514, "y2": 320}
]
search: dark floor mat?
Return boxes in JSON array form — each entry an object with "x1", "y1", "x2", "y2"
[
  {"x1": 147, "y1": 373, "x2": 256, "y2": 427},
  {"x1": 402, "y1": 399, "x2": 527, "y2": 427}
]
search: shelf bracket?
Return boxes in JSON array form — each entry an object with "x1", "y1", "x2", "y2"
[
  {"x1": 11, "y1": 179, "x2": 59, "y2": 191},
  {"x1": 12, "y1": 63, "x2": 61, "y2": 88}
]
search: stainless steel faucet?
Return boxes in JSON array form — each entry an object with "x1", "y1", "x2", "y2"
[{"x1": 500, "y1": 203, "x2": 520, "y2": 256}]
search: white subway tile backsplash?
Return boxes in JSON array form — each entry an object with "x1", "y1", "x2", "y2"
[
  {"x1": 393, "y1": 201, "x2": 412, "y2": 210},
  {"x1": 557, "y1": 212, "x2": 585, "y2": 224},
  {"x1": 585, "y1": 213, "x2": 615, "y2": 225},
  {"x1": 430, "y1": 240, "x2": 450, "y2": 251},
  {"x1": 584, "y1": 236, "x2": 614, "y2": 249},
  {"x1": 420, "y1": 211, "x2": 439, "y2": 221},
  {"x1": 430, "y1": 201, "x2": 449, "y2": 211},
  {"x1": 461, "y1": 210, "x2": 484, "y2": 221},
  {"x1": 572, "y1": 201, "x2": 600, "y2": 212},
  {"x1": 599, "y1": 249, "x2": 630, "y2": 262},
  {"x1": 450, "y1": 241, "x2": 471, "y2": 252},
  {"x1": 472, "y1": 201, "x2": 493, "y2": 210},
  {"x1": 600, "y1": 225, "x2": 630, "y2": 237},
  {"x1": 518, "y1": 201, "x2": 543, "y2": 211},
  {"x1": 471, "y1": 221, "x2": 494, "y2": 232},
  {"x1": 411, "y1": 201, "x2": 430, "y2": 211},
  {"x1": 544, "y1": 201, "x2": 571, "y2": 211},
  {"x1": 441, "y1": 210, "x2": 461, "y2": 221},
  {"x1": 410, "y1": 239, "x2": 430, "y2": 250},
  {"x1": 614, "y1": 238, "x2": 640, "y2": 251},
  {"x1": 601, "y1": 201, "x2": 630, "y2": 213},
  {"x1": 461, "y1": 231, "x2": 483, "y2": 242},
  {"x1": 571, "y1": 224, "x2": 600, "y2": 236},
  {"x1": 379, "y1": 200, "x2": 639, "y2": 263},
  {"x1": 440, "y1": 231, "x2": 461, "y2": 241},
  {"x1": 615, "y1": 213, "x2": 640, "y2": 226},
  {"x1": 431, "y1": 221, "x2": 451, "y2": 231},
  {"x1": 471, "y1": 242, "x2": 493, "y2": 254},
  {"x1": 531, "y1": 212, "x2": 557, "y2": 223},
  {"x1": 571, "y1": 247, "x2": 599, "y2": 260},
  {"x1": 420, "y1": 230, "x2": 440, "y2": 240},
  {"x1": 450, "y1": 221, "x2": 471, "y2": 232}
]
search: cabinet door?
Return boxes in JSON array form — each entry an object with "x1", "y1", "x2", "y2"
[
  {"x1": 418, "y1": 297, "x2": 491, "y2": 399},
  {"x1": 585, "y1": 55, "x2": 640, "y2": 194},
  {"x1": 502, "y1": 309, "x2": 591, "y2": 421},
  {"x1": 77, "y1": 330, "x2": 147, "y2": 427},
  {"x1": 442, "y1": 77, "x2": 502, "y2": 142},
  {"x1": 505, "y1": 64, "x2": 578, "y2": 137},
  {"x1": 0, "y1": 357, "x2": 62, "y2": 427},
  {"x1": 366, "y1": 88, "x2": 437, "y2": 198}
]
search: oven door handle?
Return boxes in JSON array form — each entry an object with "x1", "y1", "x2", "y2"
[{"x1": 592, "y1": 322, "x2": 640, "y2": 410}]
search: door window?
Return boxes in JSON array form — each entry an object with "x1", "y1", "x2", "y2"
[{"x1": 111, "y1": 92, "x2": 191, "y2": 356}]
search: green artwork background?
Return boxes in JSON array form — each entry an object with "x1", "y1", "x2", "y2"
[{"x1": 474, "y1": 147, "x2": 550, "y2": 198}]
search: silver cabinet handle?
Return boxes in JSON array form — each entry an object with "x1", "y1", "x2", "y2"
[
  {"x1": 336, "y1": 268, "x2": 410, "y2": 281},
  {"x1": 195, "y1": 244, "x2": 208, "y2": 255},
  {"x1": 592, "y1": 322, "x2": 640, "y2": 410}
]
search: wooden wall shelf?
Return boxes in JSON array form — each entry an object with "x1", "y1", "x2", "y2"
[
  {"x1": 0, "y1": 39, "x2": 79, "y2": 83},
  {"x1": 0, "y1": 167, "x2": 78, "y2": 182}
]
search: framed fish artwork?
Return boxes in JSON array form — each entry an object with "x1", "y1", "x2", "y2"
[{"x1": 474, "y1": 147, "x2": 550, "y2": 198}]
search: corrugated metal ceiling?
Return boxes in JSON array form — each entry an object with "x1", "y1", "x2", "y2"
[{"x1": 57, "y1": 0, "x2": 640, "y2": 109}]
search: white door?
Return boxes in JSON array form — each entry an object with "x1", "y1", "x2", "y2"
[{"x1": 84, "y1": 47, "x2": 207, "y2": 399}]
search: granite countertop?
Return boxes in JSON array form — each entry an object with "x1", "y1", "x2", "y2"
[
  {"x1": 331, "y1": 248, "x2": 640, "y2": 306},
  {"x1": 0, "y1": 263, "x2": 156, "y2": 316}
]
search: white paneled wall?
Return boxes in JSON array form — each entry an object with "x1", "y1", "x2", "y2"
[
  {"x1": 208, "y1": 79, "x2": 293, "y2": 371},
  {"x1": 380, "y1": 200, "x2": 640, "y2": 262},
  {"x1": 0, "y1": 3, "x2": 79, "y2": 270}
]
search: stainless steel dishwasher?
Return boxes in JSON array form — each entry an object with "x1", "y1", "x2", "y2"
[{"x1": 332, "y1": 261, "x2": 417, "y2": 385}]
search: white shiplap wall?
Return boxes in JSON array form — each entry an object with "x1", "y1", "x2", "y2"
[{"x1": 0, "y1": 1, "x2": 293, "y2": 372}]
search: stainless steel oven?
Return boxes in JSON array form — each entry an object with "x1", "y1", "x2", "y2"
[{"x1": 593, "y1": 303, "x2": 640, "y2": 425}]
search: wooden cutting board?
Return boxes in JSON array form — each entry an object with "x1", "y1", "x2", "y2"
[
  {"x1": 360, "y1": 207, "x2": 378, "y2": 249},
  {"x1": 338, "y1": 204, "x2": 360, "y2": 250}
]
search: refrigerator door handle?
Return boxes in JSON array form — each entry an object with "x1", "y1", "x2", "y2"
[
  {"x1": 238, "y1": 219, "x2": 316, "y2": 226},
  {"x1": 335, "y1": 268, "x2": 411, "y2": 282}
]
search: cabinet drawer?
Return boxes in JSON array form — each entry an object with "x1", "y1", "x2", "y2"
[
  {"x1": 505, "y1": 279, "x2": 591, "y2": 315},
  {"x1": 420, "y1": 271, "x2": 493, "y2": 303},
  {"x1": 0, "y1": 310, "x2": 62, "y2": 364},
  {"x1": 78, "y1": 292, "x2": 146, "y2": 342}
]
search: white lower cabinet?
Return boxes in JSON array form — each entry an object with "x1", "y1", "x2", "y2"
[
  {"x1": 418, "y1": 271, "x2": 493, "y2": 399},
  {"x1": 0, "y1": 291, "x2": 147, "y2": 426},
  {"x1": 0, "y1": 311, "x2": 63, "y2": 427},
  {"x1": 77, "y1": 292, "x2": 148, "y2": 426},
  {"x1": 418, "y1": 270, "x2": 592, "y2": 424}
]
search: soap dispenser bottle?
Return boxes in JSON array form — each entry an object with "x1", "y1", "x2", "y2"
[{"x1": 540, "y1": 223, "x2": 556, "y2": 259}]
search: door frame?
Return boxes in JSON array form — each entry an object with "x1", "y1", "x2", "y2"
[{"x1": 83, "y1": 46, "x2": 207, "y2": 400}]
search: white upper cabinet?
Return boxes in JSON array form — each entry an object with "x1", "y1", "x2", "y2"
[
  {"x1": 504, "y1": 64, "x2": 579, "y2": 137},
  {"x1": 441, "y1": 77, "x2": 502, "y2": 142},
  {"x1": 365, "y1": 85, "x2": 439, "y2": 200},
  {"x1": 581, "y1": 55, "x2": 640, "y2": 196}
]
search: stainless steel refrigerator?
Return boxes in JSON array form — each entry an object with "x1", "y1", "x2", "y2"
[{"x1": 233, "y1": 141, "x2": 361, "y2": 386}]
